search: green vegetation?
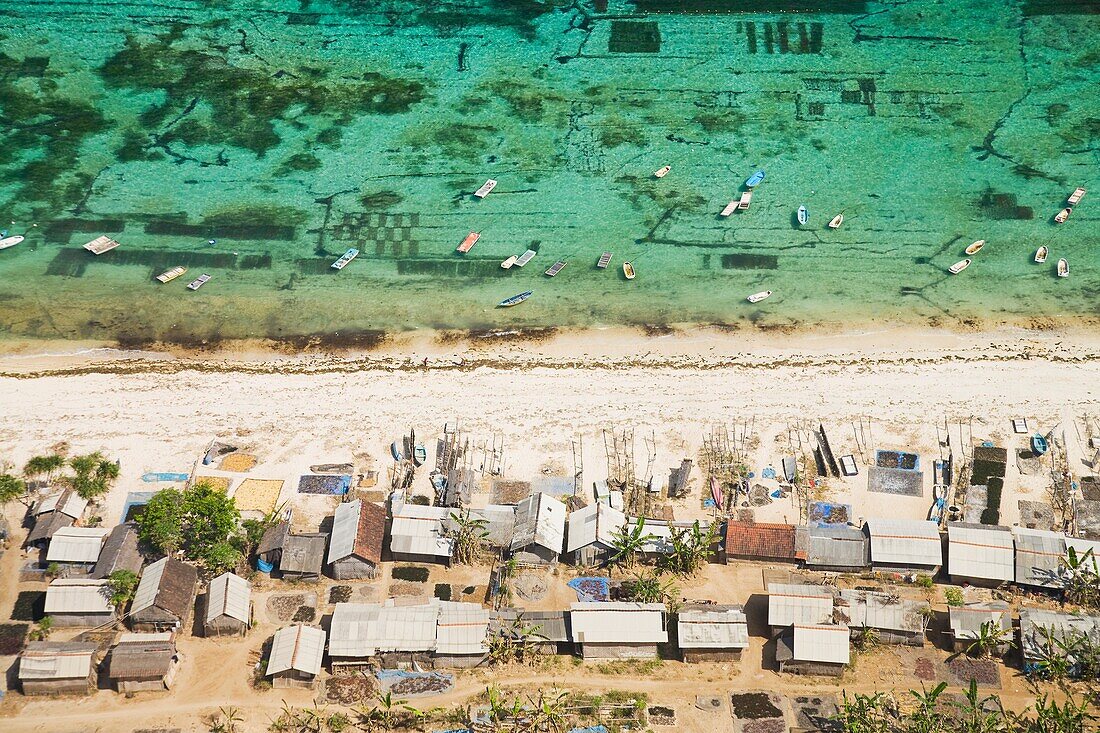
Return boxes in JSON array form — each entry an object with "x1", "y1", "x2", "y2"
[
  {"x1": 23, "y1": 454, "x2": 65, "y2": 482},
  {"x1": 446, "y1": 510, "x2": 489, "y2": 565},
  {"x1": 964, "y1": 620, "x2": 1012, "y2": 659},
  {"x1": 915, "y1": 574, "x2": 935, "y2": 589},
  {"x1": 1062, "y1": 546, "x2": 1100, "y2": 610},
  {"x1": 658, "y1": 520, "x2": 717, "y2": 575},
  {"x1": 106, "y1": 569, "x2": 140, "y2": 611},
  {"x1": 66, "y1": 452, "x2": 120, "y2": 500},
  {"x1": 0, "y1": 473, "x2": 26, "y2": 505},
  {"x1": 136, "y1": 481, "x2": 243, "y2": 573},
  {"x1": 27, "y1": 616, "x2": 53, "y2": 642},
  {"x1": 944, "y1": 587, "x2": 964, "y2": 607},
  {"x1": 391, "y1": 565, "x2": 430, "y2": 582},
  {"x1": 608, "y1": 517, "x2": 655, "y2": 572}
]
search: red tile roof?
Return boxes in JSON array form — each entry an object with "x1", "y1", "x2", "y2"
[
  {"x1": 354, "y1": 501, "x2": 387, "y2": 564},
  {"x1": 725, "y1": 521, "x2": 804, "y2": 562}
]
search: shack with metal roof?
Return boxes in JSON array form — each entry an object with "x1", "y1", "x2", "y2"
[
  {"x1": 256, "y1": 519, "x2": 291, "y2": 569},
  {"x1": 948, "y1": 602, "x2": 1013, "y2": 655},
  {"x1": 44, "y1": 527, "x2": 109, "y2": 572},
  {"x1": 766, "y1": 583, "x2": 834, "y2": 635},
  {"x1": 864, "y1": 518, "x2": 942, "y2": 573},
  {"x1": 677, "y1": 604, "x2": 749, "y2": 662},
  {"x1": 1018, "y1": 608, "x2": 1100, "y2": 674},
  {"x1": 278, "y1": 532, "x2": 327, "y2": 580},
  {"x1": 490, "y1": 609, "x2": 571, "y2": 655},
  {"x1": 1013, "y1": 527, "x2": 1066, "y2": 589},
  {"x1": 130, "y1": 557, "x2": 198, "y2": 633},
  {"x1": 435, "y1": 601, "x2": 491, "y2": 668},
  {"x1": 91, "y1": 522, "x2": 143, "y2": 580},
  {"x1": 804, "y1": 525, "x2": 870, "y2": 572},
  {"x1": 327, "y1": 499, "x2": 387, "y2": 579},
  {"x1": 204, "y1": 572, "x2": 252, "y2": 637},
  {"x1": 947, "y1": 523, "x2": 1014, "y2": 587},
  {"x1": 18, "y1": 641, "x2": 98, "y2": 696},
  {"x1": 723, "y1": 520, "x2": 807, "y2": 564},
  {"x1": 25, "y1": 488, "x2": 87, "y2": 548},
  {"x1": 566, "y1": 502, "x2": 626, "y2": 567},
  {"x1": 569, "y1": 602, "x2": 667, "y2": 660},
  {"x1": 389, "y1": 501, "x2": 454, "y2": 565},
  {"x1": 44, "y1": 579, "x2": 117, "y2": 628},
  {"x1": 267, "y1": 624, "x2": 326, "y2": 689},
  {"x1": 775, "y1": 624, "x2": 849, "y2": 677},
  {"x1": 834, "y1": 589, "x2": 927, "y2": 646},
  {"x1": 510, "y1": 492, "x2": 567, "y2": 565},
  {"x1": 105, "y1": 632, "x2": 180, "y2": 692}
]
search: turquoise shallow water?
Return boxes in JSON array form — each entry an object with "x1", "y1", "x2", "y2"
[{"x1": 0, "y1": 0, "x2": 1096, "y2": 347}]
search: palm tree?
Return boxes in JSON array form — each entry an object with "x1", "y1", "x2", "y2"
[
  {"x1": 447, "y1": 510, "x2": 489, "y2": 565},
  {"x1": 660, "y1": 520, "x2": 718, "y2": 575},
  {"x1": 23, "y1": 454, "x2": 65, "y2": 484},
  {"x1": 608, "y1": 516, "x2": 656, "y2": 571},
  {"x1": 0, "y1": 473, "x2": 27, "y2": 506}
]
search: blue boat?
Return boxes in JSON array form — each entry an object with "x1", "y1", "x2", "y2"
[
  {"x1": 797, "y1": 205, "x2": 808, "y2": 226},
  {"x1": 1031, "y1": 434, "x2": 1049, "y2": 456},
  {"x1": 745, "y1": 170, "x2": 765, "y2": 188},
  {"x1": 498, "y1": 290, "x2": 532, "y2": 307},
  {"x1": 390, "y1": 441, "x2": 403, "y2": 461}
]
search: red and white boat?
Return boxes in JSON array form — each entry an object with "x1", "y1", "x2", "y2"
[{"x1": 456, "y1": 231, "x2": 480, "y2": 253}]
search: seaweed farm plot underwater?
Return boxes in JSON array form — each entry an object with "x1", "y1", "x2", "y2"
[{"x1": 0, "y1": 0, "x2": 1096, "y2": 347}]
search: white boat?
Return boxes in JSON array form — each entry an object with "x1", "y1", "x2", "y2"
[
  {"x1": 156, "y1": 266, "x2": 187, "y2": 283},
  {"x1": 796, "y1": 205, "x2": 808, "y2": 226},
  {"x1": 597, "y1": 252, "x2": 612, "y2": 269},
  {"x1": 720, "y1": 201, "x2": 738, "y2": 217},
  {"x1": 1068, "y1": 188, "x2": 1086, "y2": 206},
  {"x1": 331, "y1": 248, "x2": 359, "y2": 270},
  {"x1": 654, "y1": 165, "x2": 671, "y2": 178},
  {"x1": 965, "y1": 239, "x2": 985, "y2": 255},
  {"x1": 474, "y1": 179, "x2": 497, "y2": 198},
  {"x1": 1034, "y1": 246, "x2": 1047, "y2": 263},
  {"x1": 737, "y1": 190, "x2": 752, "y2": 210},
  {"x1": 83, "y1": 235, "x2": 120, "y2": 255},
  {"x1": 747, "y1": 290, "x2": 771, "y2": 303},
  {"x1": 948, "y1": 259, "x2": 971, "y2": 274},
  {"x1": 0, "y1": 235, "x2": 24, "y2": 250},
  {"x1": 515, "y1": 249, "x2": 536, "y2": 267},
  {"x1": 500, "y1": 255, "x2": 518, "y2": 269},
  {"x1": 623, "y1": 262, "x2": 635, "y2": 280},
  {"x1": 456, "y1": 231, "x2": 480, "y2": 253},
  {"x1": 1054, "y1": 207, "x2": 1071, "y2": 224},
  {"x1": 1058, "y1": 258, "x2": 1069, "y2": 278},
  {"x1": 827, "y1": 214, "x2": 843, "y2": 229},
  {"x1": 187, "y1": 273, "x2": 212, "y2": 290}
]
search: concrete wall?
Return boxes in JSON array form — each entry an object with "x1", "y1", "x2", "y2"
[
  {"x1": 22, "y1": 676, "x2": 94, "y2": 696},
  {"x1": 779, "y1": 659, "x2": 845, "y2": 677},
  {"x1": 579, "y1": 642, "x2": 658, "y2": 660},
  {"x1": 433, "y1": 653, "x2": 487, "y2": 669}
]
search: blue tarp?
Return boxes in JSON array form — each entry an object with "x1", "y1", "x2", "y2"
[
  {"x1": 761, "y1": 466, "x2": 777, "y2": 479},
  {"x1": 568, "y1": 577, "x2": 610, "y2": 603},
  {"x1": 296, "y1": 474, "x2": 352, "y2": 495},
  {"x1": 141, "y1": 472, "x2": 189, "y2": 483},
  {"x1": 570, "y1": 727, "x2": 609, "y2": 733},
  {"x1": 808, "y1": 500, "x2": 853, "y2": 527}
]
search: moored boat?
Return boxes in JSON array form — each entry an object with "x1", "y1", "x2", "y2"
[
  {"x1": 187, "y1": 273, "x2": 211, "y2": 290},
  {"x1": 747, "y1": 290, "x2": 771, "y2": 303},
  {"x1": 948, "y1": 259, "x2": 971, "y2": 274},
  {"x1": 1031, "y1": 434, "x2": 1049, "y2": 456},
  {"x1": 1034, "y1": 246, "x2": 1047, "y2": 263},
  {"x1": 501, "y1": 255, "x2": 518, "y2": 269},
  {"x1": 413, "y1": 444, "x2": 427, "y2": 466},
  {"x1": 654, "y1": 165, "x2": 671, "y2": 178},
  {"x1": 0, "y1": 234, "x2": 25, "y2": 250},
  {"x1": 828, "y1": 214, "x2": 843, "y2": 229},
  {"x1": 737, "y1": 190, "x2": 752, "y2": 210},
  {"x1": 156, "y1": 266, "x2": 187, "y2": 283},
  {"x1": 474, "y1": 179, "x2": 497, "y2": 198},
  {"x1": 498, "y1": 290, "x2": 532, "y2": 307},
  {"x1": 1058, "y1": 258, "x2": 1069, "y2": 278},
  {"x1": 745, "y1": 170, "x2": 765, "y2": 188},
  {"x1": 83, "y1": 235, "x2": 120, "y2": 255},
  {"x1": 720, "y1": 201, "x2": 738, "y2": 217},
  {"x1": 597, "y1": 252, "x2": 612, "y2": 269},
  {"x1": 515, "y1": 249, "x2": 537, "y2": 267},
  {"x1": 796, "y1": 205, "x2": 808, "y2": 226},
  {"x1": 545, "y1": 260, "x2": 567, "y2": 277},
  {"x1": 457, "y1": 231, "x2": 480, "y2": 253},
  {"x1": 1068, "y1": 188, "x2": 1086, "y2": 205},
  {"x1": 331, "y1": 248, "x2": 359, "y2": 270},
  {"x1": 1054, "y1": 207, "x2": 1071, "y2": 224},
  {"x1": 965, "y1": 239, "x2": 985, "y2": 255},
  {"x1": 623, "y1": 261, "x2": 635, "y2": 280}
]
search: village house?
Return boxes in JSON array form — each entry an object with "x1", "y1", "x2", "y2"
[
  {"x1": 804, "y1": 525, "x2": 870, "y2": 572},
  {"x1": 18, "y1": 641, "x2": 98, "y2": 696},
  {"x1": 105, "y1": 632, "x2": 180, "y2": 692},
  {"x1": 946, "y1": 523, "x2": 1014, "y2": 587},
  {"x1": 510, "y1": 492, "x2": 567, "y2": 565},
  {"x1": 256, "y1": 520, "x2": 291, "y2": 570},
  {"x1": 130, "y1": 557, "x2": 198, "y2": 633},
  {"x1": 44, "y1": 579, "x2": 117, "y2": 628},
  {"x1": 566, "y1": 502, "x2": 625, "y2": 567},
  {"x1": 834, "y1": 589, "x2": 927, "y2": 646},
  {"x1": 267, "y1": 624, "x2": 326, "y2": 689},
  {"x1": 1018, "y1": 608, "x2": 1100, "y2": 675},
  {"x1": 389, "y1": 502, "x2": 455, "y2": 565},
  {"x1": 44, "y1": 527, "x2": 109, "y2": 574},
  {"x1": 278, "y1": 532, "x2": 328, "y2": 580},
  {"x1": 447, "y1": 504, "x2": 516, "y2": 551},
  {"x1": 766, "y1": 583, "x2": 835, "y2": 636},
  {"x1": 776, "y1": 624, "x2": 850, "y2": 677},
  {"x1": 722, "y1": 520, "x2": 806, "y2": 564},
  {"x1": 91, "y1": 522, "x2": 143, "y2": 580},
  {"x1": 434, "y1": 601, "x2": 491, "y2": 669},
  {"x1": 677, "y1": 605, "x2": 749, "y2": 663},
  {"x1": 948, "y1": 603, "x2": 1013, "y2": 655},
  {"x1": 327, "y1": 499, "x2": 386, "y2": 580},
  {"x1": 1013, "y1": 527, "x2": 1066, "y2": 589},
  {"x1": 204, "y1": 572, "x2": 252, "y2": 637},
  {"x1": 864, "y1": 518, "x2": 942, "y2": 574},
  {"x1": 568, "y1": 602, "x2": 667, "y2": 660},
  {"x1": 25, "y1": 489, "x2": 88, "y2": 549},
  {"x1": 490, "y1": 609, "x2": 571, "y2": 655}
]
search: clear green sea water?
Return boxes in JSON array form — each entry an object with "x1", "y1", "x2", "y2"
[{"x1": 0, "y1": 0, "x2": 1096, "y2": 347}]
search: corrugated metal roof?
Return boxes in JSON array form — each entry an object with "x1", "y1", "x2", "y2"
[
  {"x1": 206, "y1": 572, "x2": 251, "y2": 624},
  {"x1": 35, "y1": 489, "x2": 88, "y2": 519},
  {"x1": 865, "y1": 518, "x2": 942, "y2": 567},
  {"x1": 490, "y1": 609, "x2": 570, "y2": 643},
  {"x1": 806, "y1": 526, "x2": 869, "y2": 569},
  {"x1": 280, "y1": 533, "x2": 326, "y2": 574},
  {"x1": 566, "y1": 502, "x2": 625, "y2": 552},
  {"x1": 835, "y1": 589, "x2": 925, "y2": 634},
  {"x1": 947, "y1": 523, "x2": 1014, "y2": 582},
  {"x1": 45, "y1": 527, "x2": 108, "y2": 564},
  {"x1": 118, "y1": 632, "x2": 174, "y2": 644},
  {"x1": 328, "y1": 500, "x2": 361, "y2": 563},
  {"x1": 767, "y1": 583, "x2": 834, "y2": 627},
  {"x1": 329, "y1": 603, "x2": 382, "y2": 657},
  {"x1": 569, "y1": 602, "x2": 667, "y2": 644},
  {"x1": 19, "y1": 642, "x2": 96, "y2": 680},
  {"x1": 511, "y1": 493, "x2": 566, "y2": 553},
  {"x1": 1018, "y1": 608, "x2": 1100, "y2": 661},
  {"x1": 376, "y1": 603, "x2": 439, "y2": 652},
  {"x1": 792, "y1": 624, "x2": 850, "y2": 664},
  {"x1": 44, "y1": 579, "x2": 114, "y2": 615},
  {"x1": 268, "y1": 624, "x2": 325, "y2": 675},
  {"x1": 131, "y1": 557, "x2": 168, "y2": 613},
  {"x1": 108, "y1": 638, "x2": 176, "y2": 679},
  {"x1": 435, "y1": 601, "x2": 490, "y2": 656},
  {"x1": 948, "y1": 603, "x2": 1011, "y2": 639},
  {"x1": 677, "y1": 606, "x2": 748, "y2": 649},
  {"x1": 1012, "y1": 527, "x2": 1066, "y2": 588},
  {"x1": 390, "y1": 504, "x2": 454, "y2": 559}
]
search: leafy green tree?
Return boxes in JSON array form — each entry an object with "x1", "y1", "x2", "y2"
[
  {"x1": 106, "y1": 569, "x2": 140, "y2": 611},
  {"x1": 137, "y1": 481, "x2": 242, "y2": 570},
  {"x1": 137, "y1": 487, "x2": 185, "y2": 554},
  {"x1": 28, "y1": 616, "x2": 53, "y2": 641},
  {"x1": 944, "y1": 587, "x2": 964, "y2": 607},
  {"x1": 447, "y1": 510, "x2": 490, "y2": 565},
  {"x1": 608, "y1": 516, "x2": 656, "y2": 571},
  {"x1": 659, "y1": 520, "x2": 718, "y2": 575},
  {"x1": 23, "y1": 454, "x2": 65, "y2": 482},
  {"x1": 0, "y1": 473, "x2": 27, "y2": 505},
  {"x1": 66, "y1": 452, "x2": 120, "y2": 500}
]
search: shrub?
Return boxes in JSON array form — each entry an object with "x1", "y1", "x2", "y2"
[
  {"x1": 392, "y1": 566, "x2": 430, "y2": 583},
  {"x1": 944, "y1": 588, "x2": 964, "y2": 607},
  {"x1": 915, "y1": 574, "x2": 935, "y2": 589}
]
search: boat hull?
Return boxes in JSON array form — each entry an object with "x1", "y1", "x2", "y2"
[
  {"x1": 1057, "y1": 259, "x2": 1069, "y2": 278},
  {"x1": 498, "y1": 290, "x2": 533, "y2": 307},
  {"x1": 948, "y1": 259, "x2": 971, "y2": 274},
  {"x1": 1034, "y1": 247, "x2": 1047, "y2": 263},
  {"x1": 745, "y1": 170, "x2": 765, "y2": 188},
  {"x1": 501, "y1": 255, "x2": 517, "y2": 269},
  {"x1": 0, "y1": 235, "x2": 25, "y2": 250},
  {"x1": 623, "y1": 263, "x2": 635, "y2": 280},
  {"x1": 796, "y1": 206, "x2": 808, "y2": 226},
  {"x1": 965, "y1": 240, "x2": 985, "y2": 256},
  {"x1": 654, "y1": 166, "x2": 671, "y2": 178},
  {"x1": 827, "y1": 215, "x2": 843, "y2": 229},
  {"x1": 747, "y1": 290, "x2": 771, "y2": 303}
]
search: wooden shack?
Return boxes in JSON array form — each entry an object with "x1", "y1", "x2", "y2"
[
  {"x1": 106, "y1": 633, "x2": 180, "y2": 692},
  {"x1": 204, "y1": 572, "x2": 252, "y2": 637},
  {"x1": 19, "y1": 642, "x2": 98, "y2": 696},
  {"x1": 267, "y1": 624, "x2": 326, "y2": 689},
  {"x1": 327, "y1": 500, "x2": 386, "y2": 580},
  {"x1": 130, "y1": 557, "x2": 198, "y2": 633}
]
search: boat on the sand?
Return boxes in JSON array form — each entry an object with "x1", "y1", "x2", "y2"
[
  {"x1": 747, "y1": 290, "x2": 771, "y2": 303},
  {"x1": 948, "y1": 259, "x2": 971, "y2": 274},
  {"x1": 156, "y1": 266, "x2": 187, "y2": 283},
  {"x1": 498, "y1": 290, "x2": 532, "y2": 307},
  {"x1": 1031, "y1": 434, "x2": 1049, "y2": 456},
  {"x1": 965, "y1": 240, "x2": 985, "y2": 255},
  {"x1": 187, "y1": 273, "x2": 211, "y2": 290}
]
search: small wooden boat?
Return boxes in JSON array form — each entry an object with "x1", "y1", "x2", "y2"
[
  {"x1": 597, "y1": 252, "x2": 612, "y2": 269},
  {"x1": 83, "y1": 235, "x2": 120, "y2": 255},
  {"x1": 331, "y1": 248, "x2": 359, "y2": 270},
  {"x1": 515, "y1": 249, "x2": 537, "y2": 267},
  {"x1": 745, "y1": 170, "x2": 765, "y2": 188},
  {"x1": 457, "y1": 231, "x2": 480, "y2": 253},
  {"x1": 1031, "y1": 434, "x2": 1049, "y2": 456},
  {"x1": 720, "y1": 201, "x2": 738, "y2": 217},
  {"x1": 156, "y1": 266, "x2": 187, "y2": 283},
  {"x1": 500, "y1": 255, "x2": 518, "y2": 269},
  {"x1": 737, "y1": 190, "x2": 752, "y2": 210},
  {"x1": 747, "y1": 290, "x2": 771, "y2": 303},
  {"x1": 1054, "y1": 207, "x2": 1072, "y2": 224},
  {"x1": 390, "y1": 441, "x2": 403, "y2": 461},
  {"x1": 796, "y1": 205, "x2": 808, "y2": 226},
  {"x1": 0, "y1": 234, "x2": 25, "y2": 250},
  {"x1": 187, "y1": 273, "x2": 211, "y2": 290},
  {"x1": 623, "y1": 261, "x2": 635, "y2": 280},
  {"x1": 654, "y1": 165, "x2": 671, "y2": 178},
  {"x1": 948, "y1": 259, "x2": 971, "y2": 274},
  {"x1": 474, "y1": 179, "x2": 497, "y2": 198},
  {"x1": 1068, "y1": 188, "x2": 1086, "y2": 206},
  {"x1": 965, "y1": 239, "x2": 985, "y2": 255},
  {"x1": 1034, "y1": 246, "x2": 1047, "y2": 263},
  {"x1": 498, "y1": 290, "x2": 532, "y2": 307},
  {"x1": 413, "y1": 444, "x2": 427, "y2": 466},
  {"x1": 828, "y1": 214, "x2": 843, "y2": 229},
  {"x1": 1058, "y1": 258, "x2": 1069, "y2": 278},
  {"x1": 545, "y1": 260, "x2": 567, "y2": 277}
]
